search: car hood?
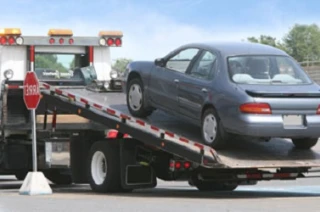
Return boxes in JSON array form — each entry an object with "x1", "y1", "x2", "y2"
[{"x1": 236, "y1": 83, "x2": 320, "y2": 97}]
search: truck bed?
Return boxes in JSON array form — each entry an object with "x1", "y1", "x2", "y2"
[{"x1": 41, "y1": 86, "x2": 320, "y2": 169}]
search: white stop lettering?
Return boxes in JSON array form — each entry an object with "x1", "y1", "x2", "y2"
[{"x1": 25, "y1": 84, "x2": 39, "y2": 95}]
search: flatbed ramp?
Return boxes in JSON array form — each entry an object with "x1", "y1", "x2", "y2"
[{"x1": 41, "y1": 84, "x2": 320, "y2": 169}]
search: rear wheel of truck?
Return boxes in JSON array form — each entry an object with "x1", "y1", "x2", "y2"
[
  {"x1": 87, "y1": 140, "x2": 125, "y2": 193},
  {"x1": 292, "y1": 138, "x2": 318, "y2": 149},
  {"x1": 194, "y1": 181, "x2": 238, "y2": 192}
]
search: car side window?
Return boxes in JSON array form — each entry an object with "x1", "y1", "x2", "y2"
[
  {"x1": 188, "y1": 51, "x2": 216, "y2": 80},
  {"x1": 166, "y1": 48, "x2": 200, "y2": 73}
]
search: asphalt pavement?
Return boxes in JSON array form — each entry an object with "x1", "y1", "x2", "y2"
[{"x1": 1, "y1": 174, "x2": 320, "y2": 212}]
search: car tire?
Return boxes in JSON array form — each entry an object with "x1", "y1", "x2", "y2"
[
  {"x1": 291, "y1": 138, "x2": 318, "y2": 149},
  {"x1": 201, "y1": 107, "x2": 228, "y2": 149},
  {"x1": 126, "y1": 77, "x2": 153, "y2": 118}
]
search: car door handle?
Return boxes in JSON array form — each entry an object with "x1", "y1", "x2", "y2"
[
  {"x1": 201, "y1": 88, "x2": 208, "y2": 93},
  {"x1": 174, "y1": 79, "x2": 179, "y2": 83}
]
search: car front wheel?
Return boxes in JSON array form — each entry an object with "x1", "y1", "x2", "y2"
[
  {"x1": 201, "y1": 108, "x2": 228, "y2": 149},
  {"x1": 126, "y1": 77, "x2": 153, "y2": 118},
  {"x1": 291, "y1": 138, "x2": 318, "y2": 149}
]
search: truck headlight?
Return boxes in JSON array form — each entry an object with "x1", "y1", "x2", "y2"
[
  {"x1": 110, "y1": 70, "x2": 118, "y2": 79},
  {"x1": 4, "y1": 69, "x2": 13, "y2": 80}
]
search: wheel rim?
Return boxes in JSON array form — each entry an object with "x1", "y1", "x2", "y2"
[
  {"x1": 128, "y1": 83, "x2": 142, "y2": 111},
  {"x1": 203, "y1": 114, "x2": 217, "y2": 144},
  {"x1": 91, "y1": 151, "x2": 107, "y2": 185}
]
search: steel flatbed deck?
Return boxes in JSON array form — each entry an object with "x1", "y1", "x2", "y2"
[{"x1": 40, "y1": 83, "x2": 320, "y2": 170}]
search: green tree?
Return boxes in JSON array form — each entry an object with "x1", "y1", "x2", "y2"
[
  {"x1": 35, "y1": 54, "x2": 68, "y2": 73},
  {"x1": 282, "y1": 24, "x2": 320, "y2": 62},
  {"x1": 247, "y1": 35, "x2": 278, "y2": 47},
  {"x1": 112, "y1": 58, "x2": 133, "y2": 73}
]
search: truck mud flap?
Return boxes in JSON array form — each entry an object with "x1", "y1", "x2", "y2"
[{"x1": 119, "y1": 139, "x2": 157, "y2": 190}]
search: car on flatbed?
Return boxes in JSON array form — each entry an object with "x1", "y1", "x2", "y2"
[{"x1": 123, "y1": 41, "x2": 320, "y2": 149}]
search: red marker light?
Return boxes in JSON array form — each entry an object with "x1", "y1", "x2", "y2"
[
  {"x1": 8, "y1": 37, "x2": 15, "y2": 45},
  {"x1": 59, "y1": 38, "x2": 64, "y2": 44},
  {"x1": 0, "y1": 37, "x2": 7, "y2": 45},
  {"x1": 49, "y1": 38, "x2": 55, "y2": 44},
  {"x1": 69, "y1": 38, "x2": 74, "y2": 44},
  {"x1": 175, "y1": 161, "x2": 181, "y2": 169},
  {"x1": 184, "y1": 161, "x2": 191, "y2": 169},
  {"x1": 115, "y1": 38, "x2": 121, "y2": 46},
  {"x1": 107, "y1": 38, "x2": 114, "y2": 46}
]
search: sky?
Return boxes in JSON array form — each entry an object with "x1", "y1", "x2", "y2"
[{"x1": 2, "y1": 0, "x2": 320, "y2": 64}]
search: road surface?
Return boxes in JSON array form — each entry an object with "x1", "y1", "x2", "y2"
[{"x1": 1, "y1": 175, "x2": 320, "y2": 212}]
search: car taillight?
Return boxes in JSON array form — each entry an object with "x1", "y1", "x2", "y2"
[
  {"x1": 316, "y1": 105, "x2": 320, "y2": 114},
  {"x1": 239, "y1": 103, "x2": 271, "y2": 114}
]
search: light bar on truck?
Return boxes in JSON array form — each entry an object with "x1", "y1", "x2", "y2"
[
  {"x1": 48, "y1": 29, "x2": 73, "y2": 36},
  {"x1": 99, "y1": 30, "x2": 123, "y2": 37},
  {"x1": 0, "y1": 28, "x2": 23, "y2": 46},
  {"x1": 0, "y1": 28, "x2": 21, "y2": 36},
  {"x1": 98, "y1": 30, "x2": 123, "y2": 47},
  {"x1": 48, "y1": 29, "x2": 74, "y2": 45}
]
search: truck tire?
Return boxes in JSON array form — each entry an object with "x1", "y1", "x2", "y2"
[
  {"x1": 126, "y1": 77, "x2": 153, "y2": 118},
  {"x1": 194, "y1": 181, "x2": 238, "y2": 192},
  {"x1": 44, "y1": 170, "x2": 73, "y2": 185},
  {"x1": 87, "y1": 140, "x2": 123, "y2": 193},
  {"x1": 292, "y1": 138, "x2": 318, "y2": 149}
]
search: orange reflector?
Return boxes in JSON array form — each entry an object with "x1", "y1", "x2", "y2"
[
  {"x1": 99, "y1": 30, "x2": 123, "y2": 37},
  {"x1": 77, "y1": 109, "x2": 81, "y2": 114},
  {"x1": 0, "y1": 28, "x2": 21, "y2": 36},
  {"x1": 48, "y1": 29, "x2": 73, "y2": 36}
]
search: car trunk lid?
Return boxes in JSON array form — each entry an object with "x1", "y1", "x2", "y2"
[{"x1": 237, "y1": 84, "x2": 320, "y2": 114}]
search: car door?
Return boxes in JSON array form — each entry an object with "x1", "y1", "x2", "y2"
[
  {"x1": 178, "y1": 50, "x2": 217, "y2": 120},
  {"x1": 148, "y1": 48, "x2": 201, "y2": 112}
]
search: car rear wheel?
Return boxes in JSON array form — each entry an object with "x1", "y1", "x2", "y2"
[
  {"x1": 201, "y1": 108, "x2": 228, "y2": 149},
  {"x1": 126, "y1": 77, "x2": 153, "y2": 118},
  {"x1": 291, "y1": 138, "x2": 318, "y2": 149}
]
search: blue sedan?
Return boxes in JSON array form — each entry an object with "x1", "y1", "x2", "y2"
[{"x1": 122, "y1": 42, "x2": 320, "y2": 150}]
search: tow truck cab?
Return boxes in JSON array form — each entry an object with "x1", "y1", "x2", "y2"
[{"x1": 0, "y1": 28, "x2": 123, "y2": 182}]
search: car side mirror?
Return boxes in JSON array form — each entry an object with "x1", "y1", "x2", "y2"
[{"x1": 154, "y1": 58, "x2": 165, "y2": 67}]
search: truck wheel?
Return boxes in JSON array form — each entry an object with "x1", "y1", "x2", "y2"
[
  {"x1": 194, "y1": 181, "x2": 238, "y2": 192},
  {"x1": 87, "y1": 140, "x2": 123, "y2": 193},
  {"x1": 126, "y1": 77, "x2": 153, "y2": 118},
  {"x1": 44, "y1": 170, "x2": 73, "y2": 185},
  {"x1": 201, "y1": 108, "x2": 228, "y2": 149},
  {"x1": 292, "y1": 138, "x2": 318, "y2": 149}
]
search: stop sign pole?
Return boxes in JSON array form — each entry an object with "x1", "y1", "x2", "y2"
[{"x1": 23, "y1": 71, "x2": 41, "y2": 172}]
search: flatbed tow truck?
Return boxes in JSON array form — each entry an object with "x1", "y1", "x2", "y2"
[{"x1": 2, "y1": 28, "x2": 320, "y2": 192}]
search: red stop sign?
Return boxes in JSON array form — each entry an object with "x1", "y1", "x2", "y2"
[{"x1": 23, "y1": 71, "x2": 41, "y2": 110}]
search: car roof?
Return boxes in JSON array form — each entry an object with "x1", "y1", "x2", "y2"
[{"x1": 182, "y1": 41, "x2": 288, "y2": 57}]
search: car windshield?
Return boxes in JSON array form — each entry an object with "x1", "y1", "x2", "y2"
[{"x1": 227, "y1": 55, "x2": 312, "y2": 85}]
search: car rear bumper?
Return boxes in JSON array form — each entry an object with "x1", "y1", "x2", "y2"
[{"x1": 226, "y1": 114, "x2": 320, "y2": 138}]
